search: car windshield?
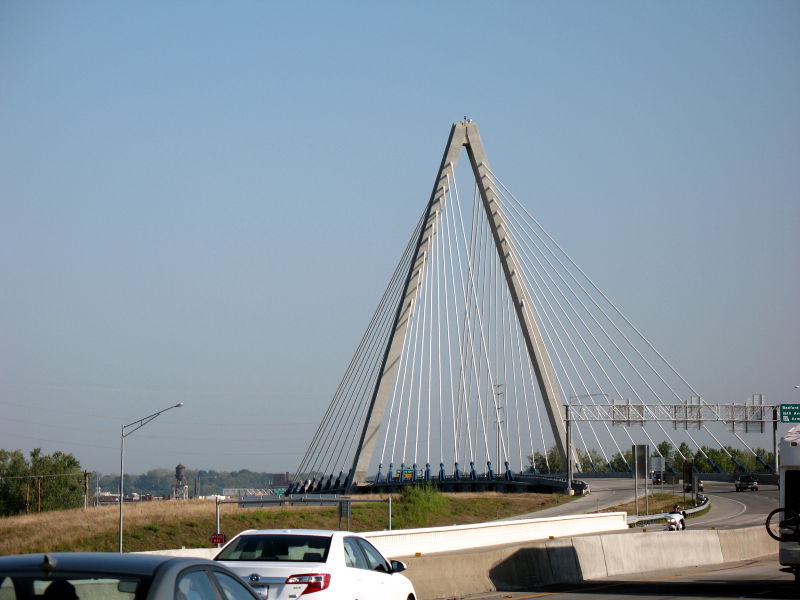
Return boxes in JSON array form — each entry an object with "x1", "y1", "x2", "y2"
[
  {"x1": 740, "y1": 475, "x2": 756, "y2": 481},
  {"x1": 216, "y1": 534, "x2": 331, "y2": 563},
  {"x1": 0, "y1": 575, "x2": 145, "y2": 600}
]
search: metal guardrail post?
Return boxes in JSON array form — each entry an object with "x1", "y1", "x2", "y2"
[{"x1": 626, "y1": 494, "x2": 710, "y2": 527}]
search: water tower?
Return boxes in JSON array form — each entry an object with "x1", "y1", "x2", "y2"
[{"x1": 174, "y1": 463, "x2": 188, "y2": 500}]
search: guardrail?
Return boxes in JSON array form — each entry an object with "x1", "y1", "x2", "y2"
[{"x1": 626, "y1": 494, "x2": 709, "y2": 527}]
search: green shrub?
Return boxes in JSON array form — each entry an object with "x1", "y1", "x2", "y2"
[{"x1": 392, "y1": 484, "x2": 448, "y2": 528}]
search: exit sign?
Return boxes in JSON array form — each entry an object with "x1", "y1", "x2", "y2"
[{"x1": 780, "y1": 404, "x2": 800, "y2": 423}]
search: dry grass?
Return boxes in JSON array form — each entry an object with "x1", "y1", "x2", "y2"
[
  {"x1": 0, "y1": 500, "x2": 213, "y2": 555},
  {"x1": 597, "y1": 492, "x2": 698, "y2": 516},
  {"x1": 0, "y1": 491, "x2": 573, "y2": 556}
]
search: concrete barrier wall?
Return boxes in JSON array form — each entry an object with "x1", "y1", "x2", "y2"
[
  {"x1": 596, "y1": 530, "x2": 724, "y2": 577},
  {"x1": 361, "y1": 512, "x2": 628, "y2": 558},
  {"x1": 717, "y1": 526, "x2": 776, "y2": 562},
  {"x1": 401, "y1": 525, "x2": 776, "y2": 599}
]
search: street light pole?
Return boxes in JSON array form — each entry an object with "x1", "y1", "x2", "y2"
[
  {"x1": 118, "y1": 402, "x2": 184, "y2": 552},
  {"x1": 565, "y1": 401, "x2": 572, "y2": 495}
]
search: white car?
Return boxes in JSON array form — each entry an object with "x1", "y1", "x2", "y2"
[{"x1": 214, "y1": 529, "x2": 416, "y2": 600}]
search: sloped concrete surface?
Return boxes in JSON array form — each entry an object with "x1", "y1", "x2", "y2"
[{"x1": 401, "y1": 525, "x2": 775, "y2": 599}]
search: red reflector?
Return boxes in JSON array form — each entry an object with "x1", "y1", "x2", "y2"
[{"x1": 285, "y1": 573, "x2": 331, "y2": 595}]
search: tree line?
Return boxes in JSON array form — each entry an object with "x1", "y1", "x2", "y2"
[
  {"x1": 1, "y1": 439, "x2": 775, "y2": 518},
  {"x1": 0, "y1": 448, "x2": 85, "y2": 516},
  {"x1": 0, "y1": 448, "x2": 287, "y2": 517},
  {"x1": 96, "y1": 468, "x2": 286, "y2": 498},
  {"x1": 529, "y1": 440, "x2": 775, "y2": 473}
]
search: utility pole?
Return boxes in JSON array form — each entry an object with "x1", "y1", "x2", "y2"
[{"x1": 494, "y1": 384, "x2": 504, "y2": 469}]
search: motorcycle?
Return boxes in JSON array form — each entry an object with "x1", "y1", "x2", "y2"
[{"x1": 664, "y1": 510, "x2": 687, "y2": 531}]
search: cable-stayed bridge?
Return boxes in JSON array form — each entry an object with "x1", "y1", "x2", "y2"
[{"x1": 287, "y1": 120, "x2": 777, "y2": 495}]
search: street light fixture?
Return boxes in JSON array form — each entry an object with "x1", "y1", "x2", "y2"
[{"x1": 119, "y1": 402, "x2": 184, "y2": 552}]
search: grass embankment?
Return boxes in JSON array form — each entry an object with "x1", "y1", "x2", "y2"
[
  {"x1": 0, "y1": 486, "x2": 576, "y2": 556},
  {"x1": 602, "y1": 492, "x2": 705, "y2": 517}
]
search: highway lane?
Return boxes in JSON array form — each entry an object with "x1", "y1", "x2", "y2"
[
  {"x1": 454, "y1": 557, "x2": 796, "y2": 599},
  {"x1": 504, "y1": 477, "x2": 779, "y2": 529},
  {"x1": 691, "y1": 480, "x2": 778, "y2": 529},
  {"x1": 500, "y1": 477, "x2": 641, "y2": 520}
]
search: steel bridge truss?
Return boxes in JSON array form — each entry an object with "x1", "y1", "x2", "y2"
[{"x1": 567, "y1": 400, "x2": 776, "y2": 431}]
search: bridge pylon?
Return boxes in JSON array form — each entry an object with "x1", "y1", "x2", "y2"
[{"x1": 348, "y1": 120, "x2": 573, "y2": 491}]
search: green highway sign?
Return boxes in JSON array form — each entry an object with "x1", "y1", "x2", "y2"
[{"x1": 780, "y1": 404, "x2": 800, "y2": 423}]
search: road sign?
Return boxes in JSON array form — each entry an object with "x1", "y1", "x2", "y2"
[
  {"x1": 683, "y1": 460, "x2": 694, "y2": 483},
  {"x1": 210, "y1": 533, "x2": 225, "y2": 545},
  {"x1": 632, "y1": 444, "x2": 649, "y2": 480},
  {"x1": 780, "y1": 404, "x2": 800, "y2": 423}
]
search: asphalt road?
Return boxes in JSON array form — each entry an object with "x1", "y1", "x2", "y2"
[
  {"x1": 690, "y1": 480, "x2": 778, "y2": 529},
  {"x1": 505, "y1": 477, "x2": 779, "y2": 529},
  {"x1": 454, "y1": 557, "x2": 796, "y2": 599},
  {"x1": 483, "y1": 477, "x2": 788, "y2": 599}
]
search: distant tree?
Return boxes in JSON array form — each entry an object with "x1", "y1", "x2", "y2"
[
  {"x1": 583, "y1": 448, "x2": 609, "y2": 472},
  {"x1": 526, "y1": 446, "x2": 565, "y2": 473},
  {"x1": 692, "y1": 447, "x2": 715, "y2": 472},
  {"x1": 526, "y1": 451, "x2": 547, "y2": 472},
  {"x1": 673, "y1": 442, "x2": 692, "y2": 469},
  {"x1": 609, "y1": 449, "x2": 632, "y2": 473},
  {"x1": 98, "y1": 467, "x2": 277, "y2": 497},
  {"x1": 31, "y1": 449, "x2": 82, "y2": 511},
  {"x1": 546, "y1": 445, "x2": 565, "y2": 473},
  {"x1": 0, "y1": 448, "x2": 83, "y2": 516},
  {"x1": 655, "y1": 441, "x2": 673, "y2": 467},
  {"x1": 0, "y1": 450, "x2": 29, "y2": 515}
]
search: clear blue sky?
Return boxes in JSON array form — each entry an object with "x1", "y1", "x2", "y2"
[{"x1": 1, "y1": 1, "x2": 798, "y2": 476}]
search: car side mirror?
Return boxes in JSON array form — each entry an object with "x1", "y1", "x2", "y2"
[{"x1": 390, "y1": 560, "x2": 407, "y2": 573}]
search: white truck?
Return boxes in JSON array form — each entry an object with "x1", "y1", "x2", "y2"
[{"x1": 766, "y1": 424, "x2": 800, "y2": 584}]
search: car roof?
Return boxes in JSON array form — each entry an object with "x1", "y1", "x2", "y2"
[
  {"x1": 0, "y1": 553, "x2": 218, "y2": 576},
  {"x1": 233, "y1": 529, "x2": 348, "y2": 537}
]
